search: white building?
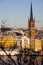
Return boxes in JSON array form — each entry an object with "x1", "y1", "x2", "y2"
[{"x1": 21, "y1": 36, "x2": 30, "y2": 49}]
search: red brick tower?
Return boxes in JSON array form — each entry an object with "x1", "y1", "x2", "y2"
[{"x1": 28, "y1": 3, "x2": 35, "y2": 50}]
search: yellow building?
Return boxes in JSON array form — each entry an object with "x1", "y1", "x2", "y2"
[
  {"x1": 35, "y1": 39, "x2": 41, "y2": 51},
  {"x1": 0, "y1": 36, "x2": 14, "y2": 48}
]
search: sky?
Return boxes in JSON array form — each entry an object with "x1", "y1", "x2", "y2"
[{"x1": 0, "y1": 0, "x2": 43, "y2": 29}]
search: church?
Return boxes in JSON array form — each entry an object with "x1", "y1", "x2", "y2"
[{"x1": 28, "y1": 2, "x2": 41, "y2": 51}]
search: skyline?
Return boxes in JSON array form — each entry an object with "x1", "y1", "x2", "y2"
[{"x1": 0, "y1": 0, "x2": 43, "y2": 29}]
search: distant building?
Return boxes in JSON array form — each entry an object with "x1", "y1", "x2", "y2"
[
  {"x1": 28, "y1": 2, "x2": 36, "y2": 50},
  {"x1": 28, "y1": 2, "x2": 43, "y2": 52},
  {"x1": 0, "y1": 35, "x2": 14, "y2": 48},
  {"x1": 21, "y1": 36, "x2": 30, "y2": 49},
  {"x1": 35, "y1": 39, "x2": 41, "y2": 51}
]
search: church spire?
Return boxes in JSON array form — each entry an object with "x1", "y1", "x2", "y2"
[{"x1": 30, "y1": 2, "x2": 33, "y2": 20}]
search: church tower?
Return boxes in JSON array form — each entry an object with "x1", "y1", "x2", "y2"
[{"x1": 28, "y1": 2, "x2": 35, "y2": 50}]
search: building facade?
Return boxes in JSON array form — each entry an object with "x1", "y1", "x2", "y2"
[{"x1": 28, "y1": 3, "x2": 36, "y2": 50}]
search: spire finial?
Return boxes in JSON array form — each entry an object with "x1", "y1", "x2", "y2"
[{"x1": 30, "y1": 2, "x2": 33, "y2": 20}]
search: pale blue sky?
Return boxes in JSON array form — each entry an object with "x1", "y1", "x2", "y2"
[{"x1": 0, "y1": 0, "x2": 43, "y2": 28}]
